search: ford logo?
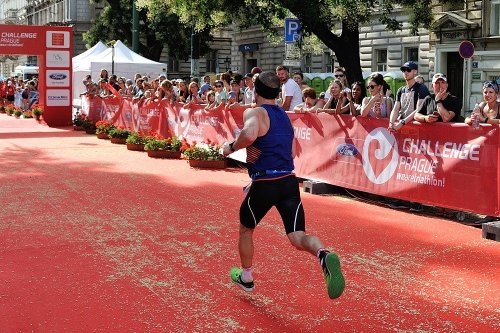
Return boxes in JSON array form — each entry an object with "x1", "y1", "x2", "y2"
[
  {"x1": 49, "y1": 73, "x2": 67, "y2": 80},
  {"x1": 336, "y1": 143, "x2": 358, "y2": 156}
]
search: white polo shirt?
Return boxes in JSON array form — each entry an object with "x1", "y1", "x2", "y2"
[{"x1": 282, "y1": 78, "x2": 303, "y2": 111}]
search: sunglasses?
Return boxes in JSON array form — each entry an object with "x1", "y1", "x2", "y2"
[
  {"x1": 215, "y1": 85, "x2": 222, "y2": 88},
  {"x1": 401, "y1": 68, "x2": 412, "y2": 73},
  {"x1": 367, "y1": 85, "x2": 377, "y2": 90},
  {"x1": 334, "y1": 74, "x2": 344, "y2": 78}
]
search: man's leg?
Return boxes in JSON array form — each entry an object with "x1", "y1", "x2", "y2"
[
  {"x1": 287, "y1": 231, "x2": 345, "y2": 299},
  {"x1": 274, "y1": 175, "x2": 345, "y2": 299},
  {"x1": 230, "y1": 182, "x2": 274, "y2": 292},
  {"x1": 230, "y1": 225, "x2": 258, "y2": 292},
  {"x1": 239, "y1": 224, "x2": 255, "y2": 268}
]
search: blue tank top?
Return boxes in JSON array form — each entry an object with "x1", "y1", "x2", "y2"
[{"x1": 246, "y1": 104, "x2": 295, "y2": 179}]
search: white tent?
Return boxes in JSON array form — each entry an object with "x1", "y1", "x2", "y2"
[
  {"x1": 73, "y1": 41, "x2": 108, "y2": 67},
  {"x1": 72, "y1": 40, "x2": 167, "y2": 106}
]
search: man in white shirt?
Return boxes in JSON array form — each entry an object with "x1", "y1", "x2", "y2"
[
  {"x1": 243, "y1": 73, "x2": 255, "y2": 106},
  {"x1": 276, "y1": 65, "x2": 302, "y2": 111}
]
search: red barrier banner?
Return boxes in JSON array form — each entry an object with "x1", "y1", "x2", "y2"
[
  {"x1": 82, "y1": 96, "x2": 499, "y2": 216},
  {"x1": 290, "y1": 113, "x2": 499, "y2": 216}
]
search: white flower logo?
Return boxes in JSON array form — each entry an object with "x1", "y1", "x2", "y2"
[{"x1": 362, "y1": 128, "x2": 399, "y2": 184}]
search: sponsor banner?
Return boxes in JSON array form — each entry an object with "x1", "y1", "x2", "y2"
[
  {"x1": 82, "y1": 96, "x2": 500, "y2": 216},
  {"x1": 0, "y1": 26, "x2": 39, "y2": 51},
  {"x1": 46, "y1": 70, "x2": 70, "y2": 87},
  {"x1": 46, "y1": 31, "x2": 70, "y2": 48},
  {"x1": 46, "y1": 89, "x2": 70, "y2": 106},
  {"x1": 46, "y1": 50, "x2": 70, "y2": 68},
  {"x1": 290, "y1": 113, "x2": 499, "y2": 216}
]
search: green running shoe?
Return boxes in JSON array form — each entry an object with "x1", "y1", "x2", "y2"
[
  {"x1": 230, "y1": 267, "x2": 255, "y2": 292},
  {"x1": 323, "y1": 252, "x2": 345, "y2": 299}
]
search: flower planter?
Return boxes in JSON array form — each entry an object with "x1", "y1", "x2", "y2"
[
  {"x1": 85, "y1": 128, "x2": 96, "y2": 134},
  {"x1": 147, "y1": 150, "x2": 182, "y2": 159},
  {"x1": 110, "y1": 137, "x2": 127, "y2": 144},
  {"x1": 188, "y1": 159, "x2": 227, "y2": 169},
  {"x1": 126, "y1": 143, "x2": 145, "y2": 151},
  {"x1": 97, "y1": 133, "x2": 109, "y2": 139},
  {"x1": 73, "y1": 125, "x2": 84, "y2": 131}
]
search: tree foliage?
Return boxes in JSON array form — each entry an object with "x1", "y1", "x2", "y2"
[
  {"x1": 84, "y1": 0, "x2": 212, "y2": 62},
  {"x1": 141, "y1": 0, "x2": 460, "y2": 83}
]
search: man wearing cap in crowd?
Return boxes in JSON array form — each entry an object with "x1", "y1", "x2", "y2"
[
  {"x1": 414, "y1": 73, "x2": 462, "y2": 123},
  {"x1": 389, "y1": 61, "x2": 430, "y2": 132}
]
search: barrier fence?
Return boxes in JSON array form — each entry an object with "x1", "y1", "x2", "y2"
[{"x1": 81, "y1": 96, "x2": 499, "y2": 217}]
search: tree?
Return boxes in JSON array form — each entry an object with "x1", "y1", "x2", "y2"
[
  {"x1": 150, "y1": 0, "x2": 462, "y2": 84},
  {"x1": 84, "y1": 0, "x2": 212, "y2": 62}
]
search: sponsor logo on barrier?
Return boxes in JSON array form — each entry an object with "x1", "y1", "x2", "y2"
[
  {"x1": 46, "y1": 70, "x2": 69, "y2": 87},
  {"x1": 46, "y1": 31, "x2": 70, "y2": 48},
  {"x1": 336, "y1": 143, "x2": 358, "y2": 157},
  {"x1": 362, "y1": 127, "x2": 399, "y2": 185},
  {"x1": 46, "y1": 50, "x2": 70, "y2": 68},
  {"x1": 46, "y1": 89, "x2": 70, "y2": 106},
  {"x1": 49, "y1": 73, "x2": 67, "y2": 80}
]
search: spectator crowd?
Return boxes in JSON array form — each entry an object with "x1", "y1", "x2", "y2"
[
  {"x1": 76, "y1": 63, "x2": 500, "y2": 130},
  {"x1": 0, "y1": 77, "x2": 39, "y2": 110}
]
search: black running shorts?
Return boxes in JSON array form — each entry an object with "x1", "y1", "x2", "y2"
[{"x1": 239, "y1": 175, "x2": 305, "y2": 234}]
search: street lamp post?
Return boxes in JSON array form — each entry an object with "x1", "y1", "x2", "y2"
[
  {"x1": 107, "y1": 40, "x2": 116, "y2": 75},
  {"x1": 190, "y1": 26, "x2": 200, "y2": 79}
]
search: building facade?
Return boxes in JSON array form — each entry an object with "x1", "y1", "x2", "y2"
[{"x1": 0, "y1": 0, "x2": 98, "y2": 77}]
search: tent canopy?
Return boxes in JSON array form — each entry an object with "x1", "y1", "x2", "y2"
[
  {"x1": 72, "y1": 41, "x2": 167, "y2": 105},
  {"x1": 74, "y1": 40, "x2": 166, "y2": 78},
  {"x1": 72, "y1": 41, "x2": 108, "y2": 67}
]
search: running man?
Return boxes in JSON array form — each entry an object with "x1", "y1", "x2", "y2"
[{"x1": 222, "y1": 71, "x2": 345, "y2": 299}]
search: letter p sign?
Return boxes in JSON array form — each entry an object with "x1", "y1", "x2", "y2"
[{"x1": 285, "y1": 18, "x2": 301, "y2": 43}]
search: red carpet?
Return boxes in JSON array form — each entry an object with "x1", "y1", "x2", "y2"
[{"x1": 0, "y1": 113, "x2": 499, "y2": 332}]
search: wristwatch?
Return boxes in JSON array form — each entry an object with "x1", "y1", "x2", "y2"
[{"x1": 400, "y1": 119, "x2": 406, "y2": 125}]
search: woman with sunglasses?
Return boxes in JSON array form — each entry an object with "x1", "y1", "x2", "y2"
[
  {"x1": 204, "y1": 80, "x2": 227, "y2": 113},
  {"x1": 465, "y1": 80, "x2": 500, "y2": 126},
  {"x1": 360, "y1": 73, "x2": 392, "y2": 118}
]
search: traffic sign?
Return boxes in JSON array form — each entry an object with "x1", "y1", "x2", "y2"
[
  {"x1": 459, "y1": 40, "x2": 475, "y2": 59},
  {"x1": 283, "y1": 60, "x2": 301, "y2": 67},
  {"x1": 284, "y1": 18, "x2": 301, "y2": 43}
]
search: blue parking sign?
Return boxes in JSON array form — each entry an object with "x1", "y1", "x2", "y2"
[{"x1": 284, "y1": 18, "x2": 301, "y2": 43}]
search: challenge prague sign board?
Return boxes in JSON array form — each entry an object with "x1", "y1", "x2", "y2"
[{"x1": 0, "y1": 24, "x2": 72, "y2": 126}]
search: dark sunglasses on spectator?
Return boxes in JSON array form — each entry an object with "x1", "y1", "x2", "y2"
[
  {"x1": 367, "y1": 85, "x2": 376, "y2": 89},
  {"x1": 334, "y1": 74, "x2": 344, "y2": 78},
  {"x1": 215, "y1": 85, "x2": 222, "y2": 88},
  {"x1": 401, "y1": 68, "x2": 412, "y2": 73}
]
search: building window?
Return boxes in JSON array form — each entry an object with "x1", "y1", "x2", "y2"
[
  {"x1": 304, "y1": 53, "x2": 312, "y2": 72},
  {"x1": 168, "y1": 58, "x2": 179, "y2": 73},
  {"x1": 405, "y1": 47, "x2": 419, "y2": 63},
  {"x1": 205, "y1": 50, "x2": 217, "y2": 73},
  {"x1": 375, "y1": 49, "x2": 387, "y2": 72},
  {"x1": 324, "y1": 52, "x2": 333, "y2": 73},
  {"x1": 491, "y1": 0, "x2": 500, "y2": 36}
]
